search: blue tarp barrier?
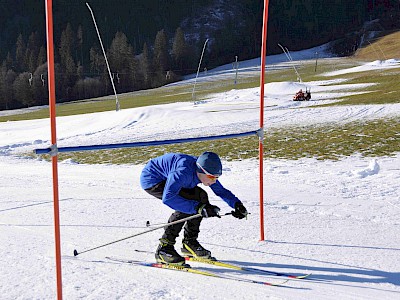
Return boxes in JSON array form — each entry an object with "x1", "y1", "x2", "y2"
[{"x1": 34, "y1": 130, "x2": 259, "y2": 155}]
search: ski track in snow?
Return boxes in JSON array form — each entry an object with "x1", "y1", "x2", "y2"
[{"x1": 0, "y1": 53, "x2": 400, "y2": 299}]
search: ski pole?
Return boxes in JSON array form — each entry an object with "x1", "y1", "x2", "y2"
[
  {"x1": 145, "y1": 212, "x2": 234, "y2": 227},
  {"x1": 73, "y1": 213, "x2": 202, "y2": 256}
]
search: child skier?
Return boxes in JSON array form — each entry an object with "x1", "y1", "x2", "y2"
[{"x1": 140, "y1": 152, "x2": 248, "y2": 265}]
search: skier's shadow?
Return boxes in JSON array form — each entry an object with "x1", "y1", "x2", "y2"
[{"x1": 205, "y1": 240, "x2": 400, "y2": 294}]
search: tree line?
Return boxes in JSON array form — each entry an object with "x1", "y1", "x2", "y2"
[
  {"x1": 0, "y1": 0, "x2": 213, "y2": 110},
  {"x1": 0, "y1": 24, "x2": 198, "y2": 110}
]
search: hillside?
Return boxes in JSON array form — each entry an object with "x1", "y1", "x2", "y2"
[
  {"x1": 354, "y1": 30, "x2": 400, "y2": 60},
  {"x1": 3, "y1": 0, "x2": 395, "y2": 111}
]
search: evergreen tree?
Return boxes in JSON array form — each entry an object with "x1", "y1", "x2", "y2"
[
  {"x1": 25, "y1": 32, "x2": 40, "y2": 72},
  {"x1": 172, "y1": 27, "x2": 190, "y2": 75},
  {"x1": 89, "y1": 46, "x2": 104, "y2": 75},
  {"x1": 77, "y1": 25, "x2": 84, "y2": 66},
  {"x1": 15, "y1": 34, "x2": 27, "y2": 72},
  {"x1": 1, "y1": 67, "x2": 16, "y2": 109},
  {"x1": 139, "y1": 42, "x2": 153, "y2": 88},
  {"x1": 32, "y1": 63, "x2": 48, "y2": 106},
  {"x1": 59, "y1": 23, "x2": 77, "y2": 101},
  {"x1": 4, "y1": 53, "x2": 14, "y2": 71},
  {"x1": 37, "y1": 46, "x2": 46, "y2": 67},
  {"x1": 0, "y1": 64, "x2": 7, "y2": 110},
  {"x1": 13, "y1": 72, "x2": 34, "y2": 107},
  {"x1": 107, "y1": 31, "x2": 138, "y2": 92},
  {"x1": 153, "y1": 29, "x2": 170, "y2": 85}
]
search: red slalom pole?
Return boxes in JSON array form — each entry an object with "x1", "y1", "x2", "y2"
[
  {"x1": 45, "y1": 0, "x2": 63, "y2": 298},
  {"x1": 259, "y1": 0, "x2": 270, "y2": 241}
]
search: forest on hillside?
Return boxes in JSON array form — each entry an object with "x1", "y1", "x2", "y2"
[{"x1": 0, "y1": 0, "x2": 399, "y2": 110}]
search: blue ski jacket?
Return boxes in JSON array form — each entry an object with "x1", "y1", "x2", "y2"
[{"x1": 140, "y1": 153, "x2": 241, "y2": 214}]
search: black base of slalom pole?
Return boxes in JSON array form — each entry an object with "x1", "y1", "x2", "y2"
[{"x1": 73, "y1": 249, "x2": 79, "y2": 256}]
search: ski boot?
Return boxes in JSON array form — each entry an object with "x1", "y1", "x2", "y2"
[
  {"x1": 181, "y1": 239, "x2": 215, "y2": 260},
  {"x1": 155, "y1": 239, "x2": 187, "y2": 266}
]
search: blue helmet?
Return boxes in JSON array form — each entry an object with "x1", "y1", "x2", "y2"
[{"x1": 196, "y1": 152, "x2": 222, "y2": 176}]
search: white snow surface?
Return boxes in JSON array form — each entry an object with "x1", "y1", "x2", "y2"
[
  {"x1": 323, "y1": 59, "x2": 400, "y2": 77},
  {"x1": 1, "y1": 51, "x2": 400, "y2": 299}
]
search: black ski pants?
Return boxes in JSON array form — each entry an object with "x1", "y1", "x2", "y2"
[{"x1": 144, "y1": 180, "x2": 209, "y2": 244}]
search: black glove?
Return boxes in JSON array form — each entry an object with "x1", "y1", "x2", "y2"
[
  {"x1": 198, "y1": 203, "x2": 221, "y2": 218},
  {"x1": 231, "y1": 202, "x2": 248, "y2": 219}
]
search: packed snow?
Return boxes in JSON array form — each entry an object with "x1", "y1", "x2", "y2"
[
  {"x1": 323, "y1": 59, "x2": 400, "y2": 77},
  {"x1": 1, "y1": 48, "x2": 399, "y2": 299}
]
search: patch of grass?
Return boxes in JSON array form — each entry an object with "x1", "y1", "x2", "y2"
[
  {"x1": 315, "y1": 66, "x2": 400, "y2": 106},
  {"x1": 32, "y1": 117, "x2": 399, "y2": 164},
  {"x1": 266, "y1": 118, "x2": 400, "y2": 160}
]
